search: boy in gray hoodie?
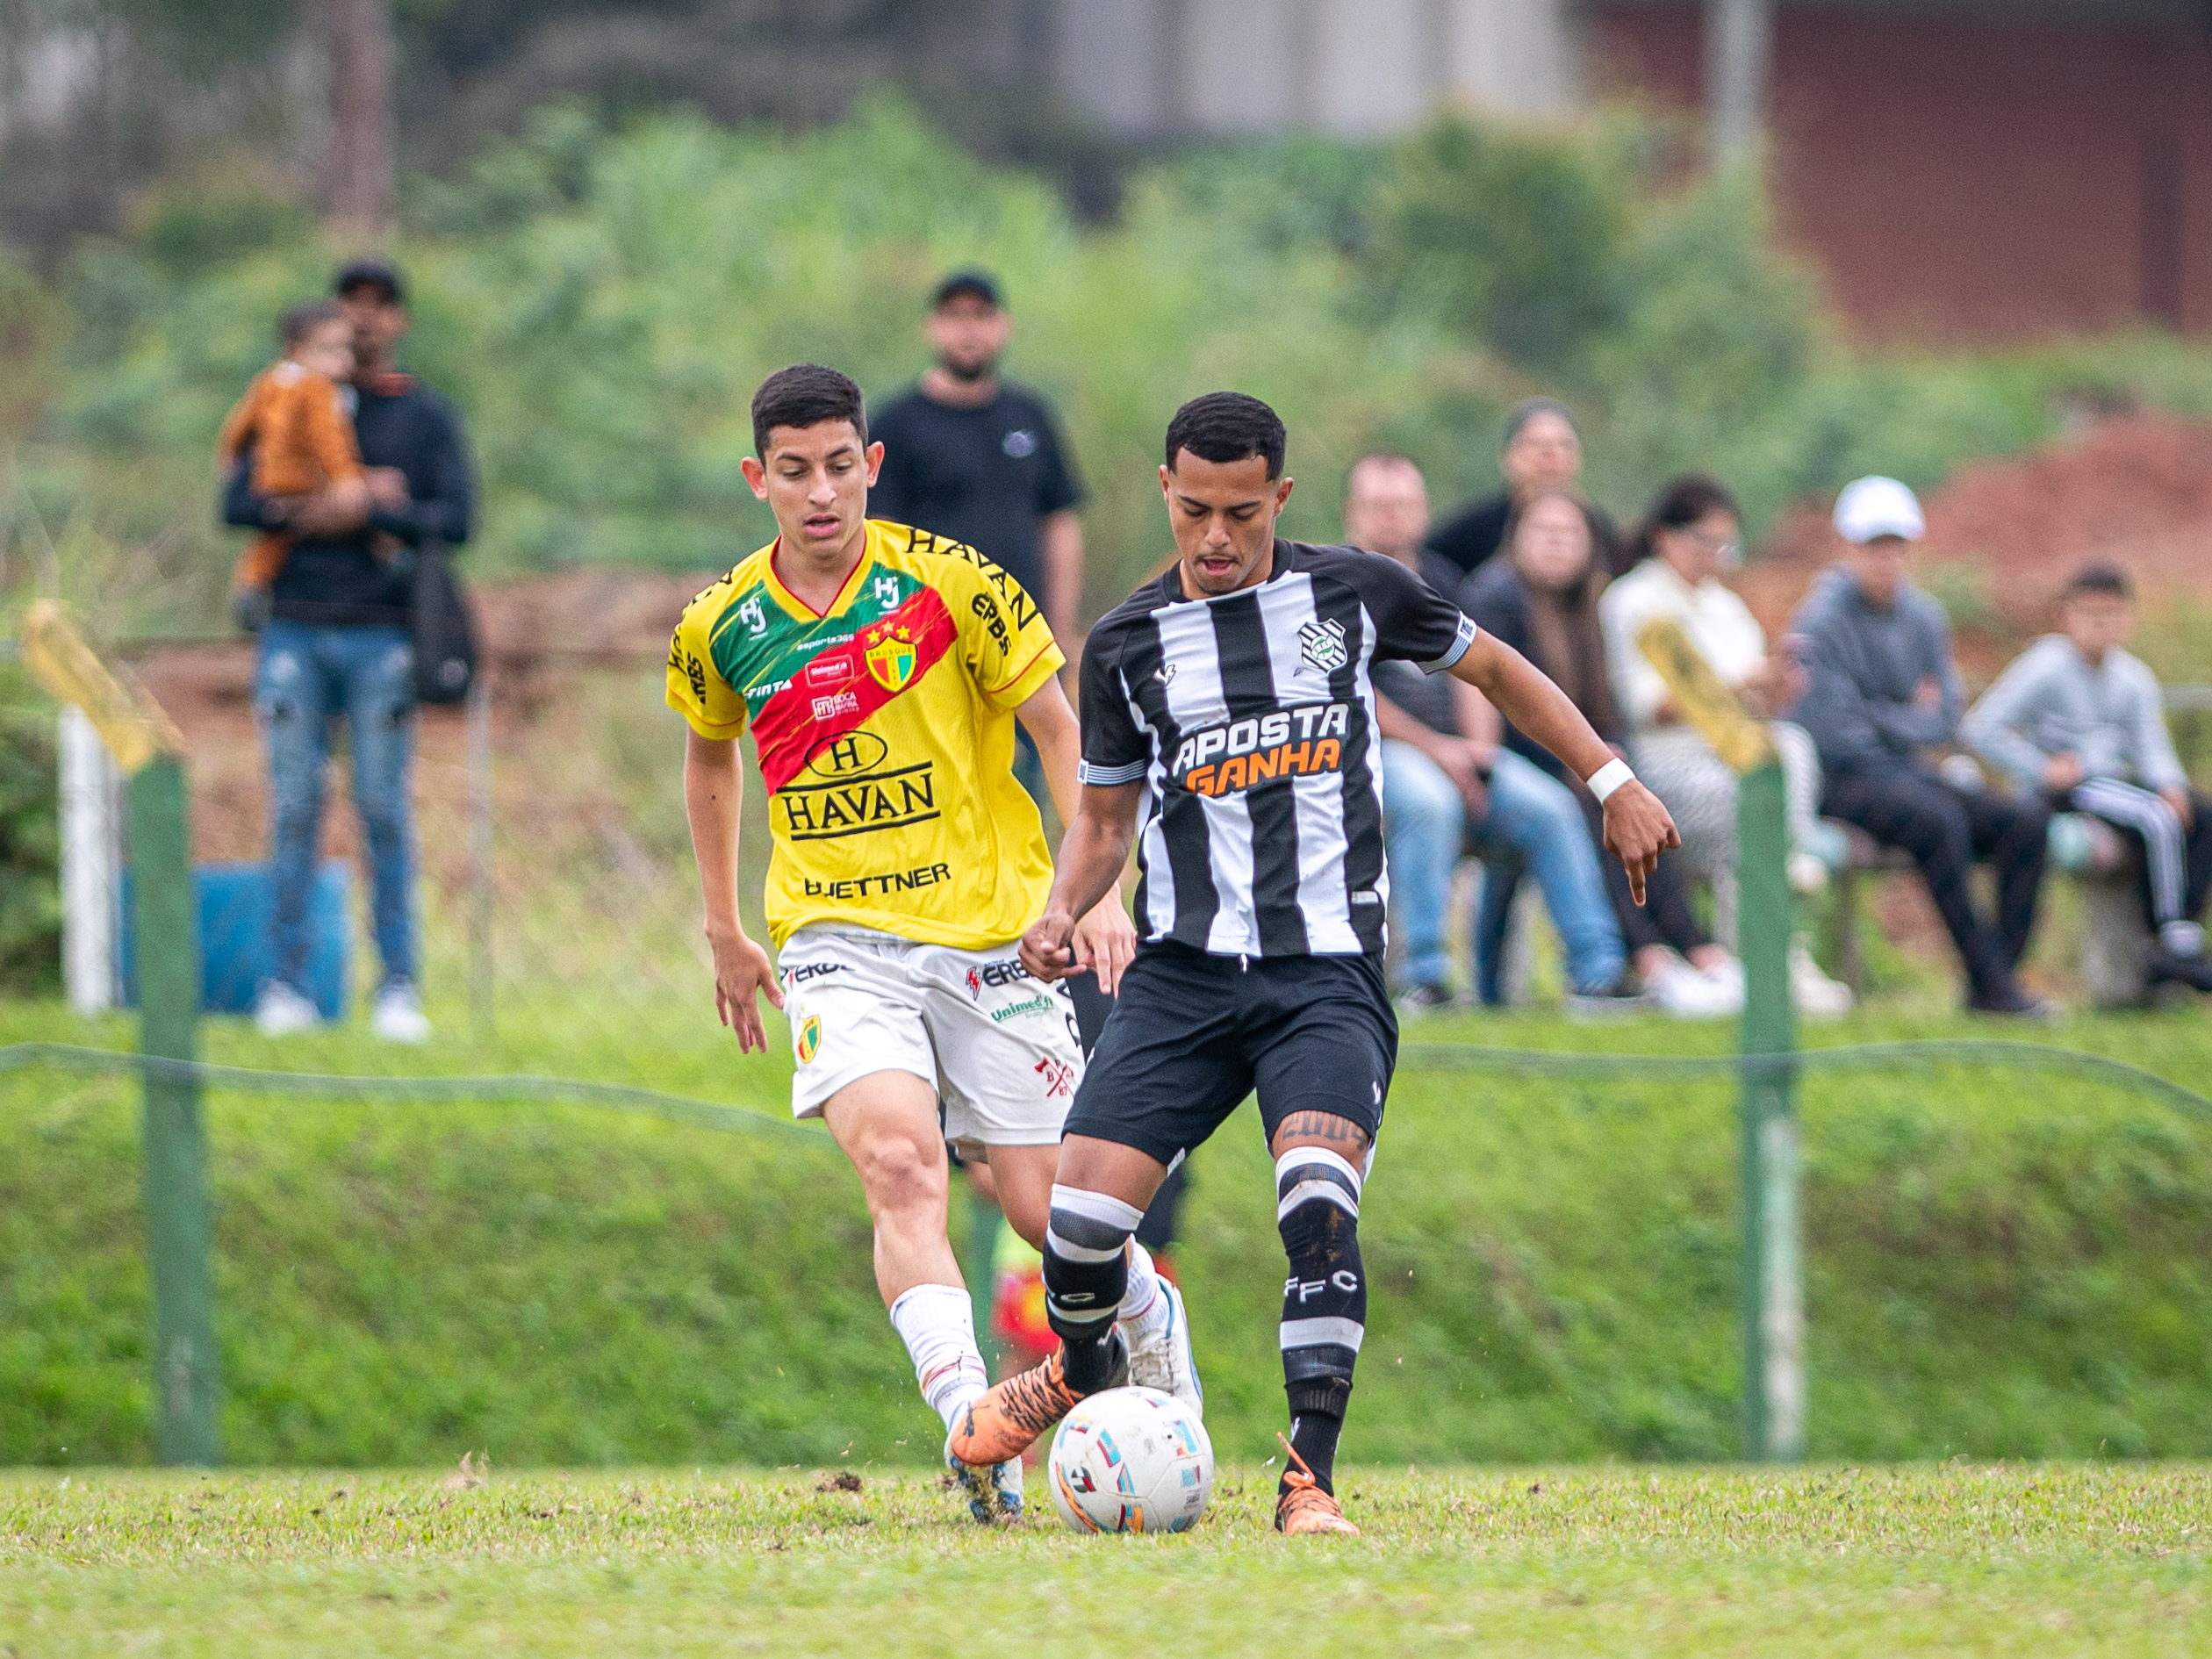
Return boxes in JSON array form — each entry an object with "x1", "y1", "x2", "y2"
[{"x1": 1964, "y1": 562, "x2": 2212, "y2": 991}]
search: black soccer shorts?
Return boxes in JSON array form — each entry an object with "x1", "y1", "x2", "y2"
[{"x1": 1061, "y1": 943, "x2": 1397, "y2": 1167}]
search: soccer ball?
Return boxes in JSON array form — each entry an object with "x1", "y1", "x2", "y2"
[{"x1": 1046, "y1": 1385, "x2": 1213, "y2": 1534}]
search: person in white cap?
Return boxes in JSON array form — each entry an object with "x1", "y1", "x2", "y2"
[{"x1": 1786, "y1": 477, "x2": 2057, "y2": 1018}]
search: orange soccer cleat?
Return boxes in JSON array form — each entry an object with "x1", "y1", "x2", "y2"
[
  {"x1": 947, "y1": 1334, "x2": 1125, "y2": 1469},
  {"x1": 1273, "y1": 1436, "x2": 1361, "y2": 1538}
]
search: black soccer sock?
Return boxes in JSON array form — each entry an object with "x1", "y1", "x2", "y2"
[
  {"x1": 1043, "y1": 1184, "x2": 1140, "y2": 1395},
  {"x1": 1275, "y1": 1146, "x2": 1367, "y2": 1497}
]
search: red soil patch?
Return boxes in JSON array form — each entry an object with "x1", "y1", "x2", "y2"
[{"x1": 1736, "y1": 413, "x2": 2212, "y2": 674}]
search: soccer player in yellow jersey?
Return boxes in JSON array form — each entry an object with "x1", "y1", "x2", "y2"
[{"x1": 669, "y1": 365, "x2": 1190, "y2": 1524}]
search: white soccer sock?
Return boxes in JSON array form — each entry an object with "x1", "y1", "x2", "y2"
[
  {"x1": 1118, "y1": 1240, "x2": 1170, "y2": 1337},
  {"x1": 888, "y1": 1282, "x2": 988, "y2": 1433}
]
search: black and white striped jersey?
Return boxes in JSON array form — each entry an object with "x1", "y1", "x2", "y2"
[{"x1": 1077, "y1": 539, "x2": 1478, "y2": 958}]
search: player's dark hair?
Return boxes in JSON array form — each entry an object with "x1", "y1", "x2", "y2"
[
  {"x1": 1629, "y1": 472, "x2": 1740, "y2": 565},
  {"x1": 280, "y1": 300, "x2": 341, "y2": 348},
  {"x1": 1500, "y1": 396, "x2": 1578, "y2": 453},
  {"x1": 1164, "y1": 392, "x2": 1287, "y2": 479},
  {"x1": 751, "y1": 364, "x2": 868, "y2": 459},
  {"x1": 2063, "y1": 560, "x2": 2133, "y2": 601}
]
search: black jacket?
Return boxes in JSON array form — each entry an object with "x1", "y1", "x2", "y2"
[{"x1": 223, "y1": 372, "x2": 473, "y2": 628}]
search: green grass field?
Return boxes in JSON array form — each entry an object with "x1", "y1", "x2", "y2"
[{"x1": 4, "y1": 1462, "x2": 2208, "y2": 1655}]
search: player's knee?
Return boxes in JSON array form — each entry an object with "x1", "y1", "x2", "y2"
[{"x1": 858, "y1": 1133, "x2": 945, "y2": 1218}]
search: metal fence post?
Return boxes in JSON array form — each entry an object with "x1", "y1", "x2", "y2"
[
  {"x1": 1737, "y1": 757, "x2": 1802, "y2": 1461},
  {"x1": 24, "y1": 600, "x2": 219, "y2": 1466},
  {"x1": 129, "y1": 752, "x2": 222, "y2": 1466}
]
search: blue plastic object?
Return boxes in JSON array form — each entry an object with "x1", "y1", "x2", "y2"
[{"x1": 118, "y1": 861, "x2": 353, "y2": 1021}]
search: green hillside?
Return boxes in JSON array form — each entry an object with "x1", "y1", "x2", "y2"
[{"x1": 6, "y1": 1007, "x2": 2211, "y2": 1469}]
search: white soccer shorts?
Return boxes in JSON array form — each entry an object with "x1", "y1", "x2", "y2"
[{"x1": 779, "y1": 925, "x2": 1085, "y2": 1154}]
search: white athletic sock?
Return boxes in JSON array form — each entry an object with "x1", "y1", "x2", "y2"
[
  {"x1": 1118, "y1": 1240, "x2": 1170, "y2": 1337},
  {"x1": 888, "y1": 1282, "x2": 988, "y2": 1433}
]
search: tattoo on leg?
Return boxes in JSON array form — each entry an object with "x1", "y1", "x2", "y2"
[{"x1": 1274, "y1": 1111, "x2": 1371, "y2": 1153}]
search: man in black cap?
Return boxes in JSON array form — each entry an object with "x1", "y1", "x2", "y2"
[
  {"x1": 221, "y1": 255, "x2": 474, "y2": 1045},
  {"x1": 870, "y1": 270, "x2": 1087, "y2": 713}
]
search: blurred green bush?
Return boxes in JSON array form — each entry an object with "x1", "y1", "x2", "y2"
[
  {"x1": 0, "y1": 666, "x2": 61, "y2": 995},
  {"x1": 15, "y1": 96, "x2": 2212, "y2": 634}
]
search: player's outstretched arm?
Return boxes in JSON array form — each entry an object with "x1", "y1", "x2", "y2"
[
  {"x1": 1016, "y1": 678, "x2": 1138, "y2": 994},
  {"x1": 1020, "y1": 780, "x2": 1146, "y2": 985},
  {"x1": 682, "y1": 729, "x2": 784, "y2": 1052},
  {"x1": 1448, "y1": 631, "x2": 1679, "y2": 903}
]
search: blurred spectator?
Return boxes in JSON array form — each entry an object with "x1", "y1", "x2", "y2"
[
  {"x1": 1964, "y1": 562, "x2": 2212, "y2": 992},
  {"x1": 1462, "y1": 488, "x2": 1742, "y2": 1017},
  {"x1": 1347, "y1": 455, "x2": 1636, "y2": 1014},
  {"x1": 1789, "y1": 478, "x2": 2054, "y2": 1018},
  {"x1": 222, "y1": 256, "x2": 474, "y2": 1043},
  {"x1": 1600, "y1": 474, "x2": 1853, "y2": 1016},
  {"x1": 871, "y1": 269, "x2": 1085, "y2": 799},
  {"x1": 1426, "y1": 398, "x2": 1627, "y2": 580}
]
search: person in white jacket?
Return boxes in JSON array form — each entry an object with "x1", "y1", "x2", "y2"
[
  {"x1": 1964, "y1": 561, "x2": 2212, "y2": 992},
  {"x1": 1600, "y1": 474, "x2": 1852, "y2": 1015}
]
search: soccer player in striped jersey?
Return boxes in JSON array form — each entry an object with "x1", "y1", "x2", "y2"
[
  {"x1": 668, "y1": 365, "x2": 1196, "y2": 1526},
  {"x1": 949, "y1": 393, "x2": 1678, "y2": 1535}
]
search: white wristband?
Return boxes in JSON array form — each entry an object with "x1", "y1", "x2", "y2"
[{"x1": 1586, "y1": 758, "x2": 1635, "y2": 803}]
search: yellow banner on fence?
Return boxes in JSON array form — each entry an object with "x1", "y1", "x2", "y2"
[
  {"x1": 1634, "y1": 615, "x2": 1774, "y2": 776},
  {"x1": 18, "y1": 599, "x2": 184, "y2": 774}
]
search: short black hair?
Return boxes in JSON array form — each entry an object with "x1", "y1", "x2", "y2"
[
  {"x1": 931, "y1": 268, "x2": 1002, "y2": 310},
  {"x1": 281, "y1": 300, "x2": 342, "y2": 348},
  {"x1": 333, "y1": 255, "x2": 406, "y2": 305},
  {"x1": 2063, "y1": 561, "x2": 2134, "y2": 602},
  {"x1": 1164, "y1": 391, "x2": 1287, "y2": 480},
  {"x1": 751, "y1": 364, "x2": 868, "y2": 459}
]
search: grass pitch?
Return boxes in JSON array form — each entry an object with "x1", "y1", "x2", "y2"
[{"x1": 4, "y1": 1462, "x2": 2208, "y2": 1655}]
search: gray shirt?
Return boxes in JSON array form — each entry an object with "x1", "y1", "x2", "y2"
[
  {"x1": 1962, "y1": 635, "x2": 2185, "y2": 794},
  {"x1": 1786, "y1": 565, "x2": 1964, "y2": 774}
]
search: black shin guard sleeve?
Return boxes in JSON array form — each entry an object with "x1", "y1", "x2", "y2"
[
  {"x1": 1043, "y1": 1224, "x2": 1128, "y2": 1396},
  {"x1": 1278, "y1": 1193, "x2": 1364, "y2": 1490}
]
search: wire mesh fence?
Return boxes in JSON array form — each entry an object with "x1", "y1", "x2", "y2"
[{"x1": 4, "y1": 646, "x2": 790, "y2": 1096}]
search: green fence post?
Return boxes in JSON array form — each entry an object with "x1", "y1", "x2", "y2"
[
  {"x1": 962, "y1": 1186, "x2": 1004, "y2": 1375},
  {"x1": 129, "y1": 753, "x2": 220, "y2": 1466},
  {"x1": 1737, "y1": 757, "x2": 1802, "y2": 1461}
]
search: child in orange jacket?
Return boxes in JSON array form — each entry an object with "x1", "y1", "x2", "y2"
[{"x1": 215, "y1": 302, "x2": 371, "y2": 627}]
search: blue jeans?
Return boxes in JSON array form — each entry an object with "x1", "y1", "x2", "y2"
[
  {"x1": 1381, "y1": 740, "x2": 1626, "y2": 996},
  {"x1": 256, "y1": 622, "x2": 417, "y2": 994}
]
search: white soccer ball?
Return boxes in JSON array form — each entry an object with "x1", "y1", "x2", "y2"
[{"x1": 1046, "y1": 1385, "x2": 1213, "y2": 1534}]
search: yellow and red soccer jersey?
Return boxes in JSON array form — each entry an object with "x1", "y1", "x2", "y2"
[{"x1": 666, "y1": 519, "x2": 1065, "y2": 950}]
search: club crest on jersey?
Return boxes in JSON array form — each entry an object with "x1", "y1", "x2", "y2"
[
  {"x1": 795, "y1": 1015, "x2": 822, "y2": 1064},
  {"x1": 864, "y1": 623, "x2": 918, "y2": 693},
  {"x1": 1297, "y1": 618, "x2": 1348, "y2": 673}
]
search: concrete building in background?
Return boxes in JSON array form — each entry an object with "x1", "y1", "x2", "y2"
[
  {"x1": 1048, "y1": 0, "x2": 1584, "y2": 133},
  {"x1": 1027, "y1": 0, "x2": 2212, "y2": 344}
]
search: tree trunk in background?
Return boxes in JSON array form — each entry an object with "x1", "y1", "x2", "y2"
[{"x1": 323, "y1": 0, "x2": 395, "y2": 243}]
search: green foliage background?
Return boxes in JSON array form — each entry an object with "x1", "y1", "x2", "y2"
[{"x1": 15, "y1": 97, "x2": 2212, "y2": 637}]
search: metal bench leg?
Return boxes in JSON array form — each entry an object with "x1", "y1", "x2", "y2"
[{"x1": 1833, "y1": 867, "x2": 1864, "y2": 998}]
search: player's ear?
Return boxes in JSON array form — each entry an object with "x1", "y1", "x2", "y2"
[
  {"x1": 1275, "y1": 476, "x2": 1295, "y2": 511},
  {"x1": 864, "y1": 441, "x2": 886, "y2": 488},
  {"x1": 740, "y1": 456, "x2": 770, "y2": 501}
]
